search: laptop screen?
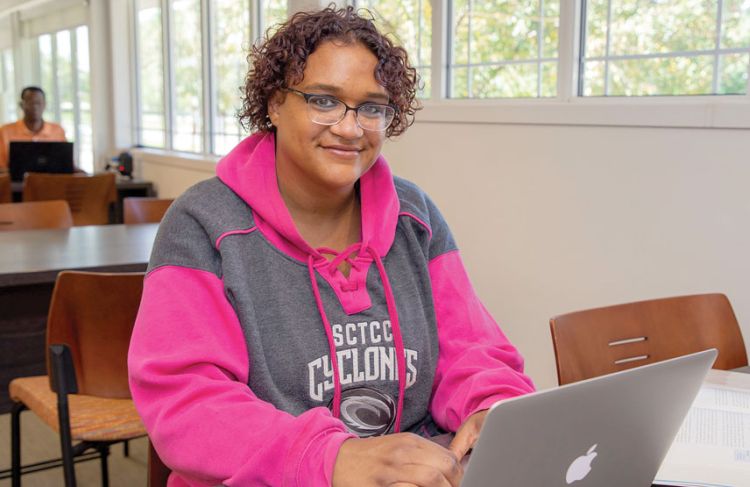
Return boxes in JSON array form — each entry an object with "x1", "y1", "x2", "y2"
[{"x1": 9, "y1": 141, "x2": 74, "y2": 182}]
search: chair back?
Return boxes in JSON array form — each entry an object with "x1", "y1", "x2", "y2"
[
  {"x1": 124, "y1": 197, "x2": 174, "y2": 224},
  {"x1": 23, "y1": 172, "x2": 116, "y2": 225},
  {"x1": 45, "y1": 271, "x2": 145, "y2": 398},
  {"x1": 0, "y1": 200, "x2": 73, "y2": 230},
  {"x1": 0, "y1": 173, "x2": 11, "y2": 203},
  {"x1": 550, "y1": 293, "x2": 748, "y2": 385},
  {"x1": 148, "y1": 441, "x2": 171, "y2": 487}
]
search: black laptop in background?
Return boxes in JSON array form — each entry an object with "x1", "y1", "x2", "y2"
[{"x1": 9, "y1": 141, "x2": 74, "y2": 182}]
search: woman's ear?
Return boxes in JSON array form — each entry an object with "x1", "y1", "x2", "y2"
[{"x1": 267, "y1": 91, "x2": 283, "y2": 125}]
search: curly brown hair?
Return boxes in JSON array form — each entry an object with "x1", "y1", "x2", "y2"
[{"x1": 239, "y1": 5, "x2": 420, "y2": 138}]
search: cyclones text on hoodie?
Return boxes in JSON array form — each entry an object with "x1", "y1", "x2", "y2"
[{"x1": 128, "y1": 132, "x2": 535, "y2": 486}]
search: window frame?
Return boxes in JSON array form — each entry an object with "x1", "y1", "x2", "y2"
[
  {"x1": 579, "y1": 0, "x2": 750, "y2": 97},
  {"x1": 420, "y1": 0, "x2": 750, "y2": 129},
  {"x1": 355, "y1": 0, "x2": 749, "y2": 129}
]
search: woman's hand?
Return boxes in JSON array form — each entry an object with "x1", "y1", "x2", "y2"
[
  {"x1": 448, "y1": 409, "x2": 490, "y2": 462},
  {"x1": 332, "y1": 433, "x2": 463, "y2": 487}
]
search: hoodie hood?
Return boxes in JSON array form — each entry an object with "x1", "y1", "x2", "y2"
[{"x1": 216, "y1": 131, "x2": 400, "y2": 263}]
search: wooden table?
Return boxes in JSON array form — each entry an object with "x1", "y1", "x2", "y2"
[{"x1": 0, "y1": 223, "x2": 158, "y2": 413}]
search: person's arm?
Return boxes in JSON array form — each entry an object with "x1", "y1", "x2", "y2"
[
  {"x1": 128, "y1": 265, "x2": 354, "y2": 486},
  {"x1": 427, "y1": 249, "x2": 535, "y2": 433}
]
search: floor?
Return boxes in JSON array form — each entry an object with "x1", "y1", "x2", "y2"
[{"x1": 0, "y1": 412, "x2": 148, "y2": 486}]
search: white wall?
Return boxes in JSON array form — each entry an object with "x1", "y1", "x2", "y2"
[
  {"x1": 382, "y1": 121, "x2": 750, "y2": 389},
  {"x1": 136, "y1": 118, "x2": 750, "y2": 389},
  {"x1": 133, "y1": 150, "x2": 217, "y2": 198}
]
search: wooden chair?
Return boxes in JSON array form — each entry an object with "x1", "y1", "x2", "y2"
[
  {"x1": 9, "y1": 271, "x2": 147, "y2": 487},
  {"x1": 549, "y1": 293, "x2": 748, "y2": 385},
  {"x1": 22, "y1": 173, "x2": 116, "y2": 226},
  {"x1": 0, "y1": 200, "x2": 74, "y2": 230},
  {"x1": 148, "y1": 441, "x2": 171, "y2": 487},
  {"x1": 0, "y1": 173, "x2": 11, "y2": 203},
  {"x1": 123, "y1": 197, "x2": 174, "y2": 224}
]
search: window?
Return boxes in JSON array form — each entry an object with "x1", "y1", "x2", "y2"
[
  {"x1": 581, "y1": 0, "x2": 750, "y2": 96},
  {"x1": 261, "y1": 0, "x2": 288, "y2": 35},
  {"x1": 212, "y1": 0, "x2": 252, "y2": 155},
  {"x1": 354, "y1": 0, "x2": 432, "y2": 96},
  {"x1": 38, "y1": 35, "x2": 57, "y2": 121},
  {"x1": 134, "y1": 0, "x2": 288, "y2": 154},
  {"x1": 56, "y1": 31, "x2": 75, "y2": 150},
  {"x1": 35, "y1": 27, "x2": 93, "y2": 172},
  {"x1": 132, "y1": 1, "x2": 750, "y2": 155},
  {"x1": 1, "y1": 49, "x2": 15, "y2": 123},
  {"x1": 170, "y1": 0, "x2": 203, "y2": 152},
  {"x1": 135, "y1": 0, "x2": 166, "y2": 148},
  {"x1": 449, "y1": 0, "x2": 560, "y2": 98}
]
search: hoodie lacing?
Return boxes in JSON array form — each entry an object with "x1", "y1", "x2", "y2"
[{"x1": 306, "y1": 242, "x2": 407, "y2": 433}]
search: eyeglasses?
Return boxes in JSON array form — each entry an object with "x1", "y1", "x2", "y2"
[{"x1": 284, "y1": 88, "x2": 396, "y2": 132}]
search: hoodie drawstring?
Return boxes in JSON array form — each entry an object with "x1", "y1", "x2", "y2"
[{"x1": 306, "y1": 244, "x2": 406, "y2": 433}]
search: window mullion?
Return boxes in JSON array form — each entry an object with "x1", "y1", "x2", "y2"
[
  {"x1": 51, "y1": 34, "x2": 61, "y2": 123},
  {"x1": 132, "y1": 0, "x2": 143, "y2": 146},
  {"x1": 249, "y1": 0, "x2": 260, "y2": 41},
  {"x1": 163, "y1": 0, "x2": 174, "y2": 150},
  {"x1": 71, "y1": 28, "x2": 82, "y2": 165},
  {"x1": 466, "y1": 0, "x2": 472, "y2": 98},
  {"x1": 537, "y1": 0, "x2": 543, "y2": 97},
  {"x1": 558, "y1": 0, "x2": 581, "y2": 100},
  {"x1": 712, "y1": 0, "x2": 723, "y2": 94},
  {"x1": 431, "y1": 0, "x2": 446, "y2": 99},
  {"x1": 256, "y1": 0, "x2": 264, "y2": 36},
  {"x1": 604, "y1": 0, "x2": 612, "y2": 95},
  {"x1": 417, "y1": 0, "x2": 422, "y2": 71},
  {"x1": 201, "y1": 0, "x2": 212, "y2": 154}
]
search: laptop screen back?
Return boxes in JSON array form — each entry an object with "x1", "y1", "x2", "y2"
[
  {"x1": 461, "y1": 349, "x2": 717, "y2": 487},
  {"x1": 9, "y1": 141, "x2": 74, "y2": 182}
]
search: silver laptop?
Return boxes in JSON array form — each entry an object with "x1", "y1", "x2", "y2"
[{"x1": 462, "y1": 349, "x2": 717, "y2": 487}]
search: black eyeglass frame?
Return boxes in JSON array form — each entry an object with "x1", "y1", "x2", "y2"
[{"x1": 283, "y1": 87, "x2": 396, "y2": 132}]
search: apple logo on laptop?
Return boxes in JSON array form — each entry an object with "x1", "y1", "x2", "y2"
[{"x1": 565, "y1": 444, "x2": 598, "y2": 484}]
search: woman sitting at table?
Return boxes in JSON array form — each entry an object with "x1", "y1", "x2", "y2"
[{"x1": 128, "y1": 6, "x2": 534, "y2": 486}]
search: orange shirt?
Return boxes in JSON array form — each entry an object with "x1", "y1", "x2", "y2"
[{"x1": 0, "y1": 120, "x2": 67, "y2": 170}]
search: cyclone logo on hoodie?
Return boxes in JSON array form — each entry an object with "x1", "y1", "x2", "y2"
[{"x1": 329, "y1": 387, "x2": 396, "y2": 437}]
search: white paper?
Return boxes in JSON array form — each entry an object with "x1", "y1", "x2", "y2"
[{"x1": 654, "y1": 385, "x2": 750, "y2": 487}]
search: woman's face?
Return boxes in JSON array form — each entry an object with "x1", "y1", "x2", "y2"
[{"x1": 269, "y1": 40, "x2": 388, "y2": 195}]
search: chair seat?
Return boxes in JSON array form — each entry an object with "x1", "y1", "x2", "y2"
[{"x1": 9, "y1": 375, "x2": 146, "y2": 442}]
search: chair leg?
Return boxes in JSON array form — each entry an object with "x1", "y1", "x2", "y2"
[
  {"x1": 98, "y1": 444, "x2": 110, "y2": 487},
  {"x1": 59, "y1": 437, "x2": 77, "y2": 487},
  {"x1": 123, "y1": 440, "x2": 129, "y2": 457},
  {"x1": 11, "y1": 402, "x2": 27, "y2": 487},
  {"x1": 57, "y1": 402, "x2": 77, "y2": 487}
]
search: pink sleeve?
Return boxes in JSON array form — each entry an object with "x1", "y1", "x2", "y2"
[
  {"x1": 428, "y1": 250, "x2": 535, "y2": 431},
  {"x1": 128, "y1": 266, "x2": 354, "y2": 486}
]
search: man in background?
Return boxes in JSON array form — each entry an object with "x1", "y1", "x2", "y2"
[{"x1": 0, "y1": 86, "x2": 66, "y2": 171}]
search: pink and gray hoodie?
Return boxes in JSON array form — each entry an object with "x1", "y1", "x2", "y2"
[{"x1": 127, "y1": 132, "x2": 535, "y2": 486}]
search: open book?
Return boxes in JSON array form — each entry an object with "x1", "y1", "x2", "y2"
[{"x1": 654, "y1": 378, "x2": 750, "y2": 487}]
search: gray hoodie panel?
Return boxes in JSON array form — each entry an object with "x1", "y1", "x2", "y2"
[{"x1": 148, "y1": 176, "x2": 457, "y2": 436}]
